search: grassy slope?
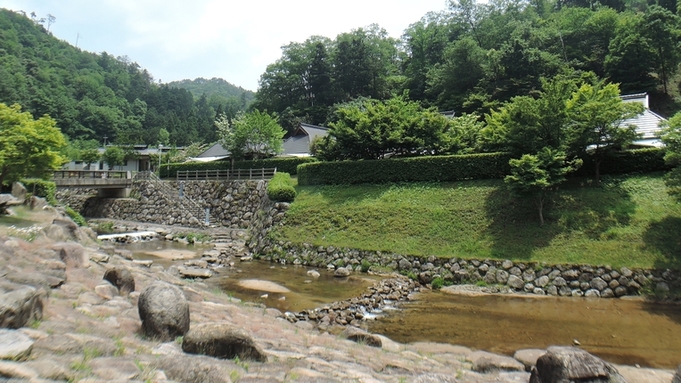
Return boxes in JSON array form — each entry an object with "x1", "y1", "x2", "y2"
[{"x1": 275, "y1": 173, "x2": 681, "y2": 269}]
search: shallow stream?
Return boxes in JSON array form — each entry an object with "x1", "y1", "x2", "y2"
[{"x1": 122, "y1": 240, "x2": 681, "y2": 369}]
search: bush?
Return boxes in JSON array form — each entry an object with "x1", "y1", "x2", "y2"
[
  {"x1": 64, "y1": 206, "x2": 86, "y2": 226},
  {"x1": 160, "y1": 157, "x2": 317, "y2": 178},
  {"x1": 297, "y1": 152, "x2": 512, "y2": 186},
  {"x1": 21, "y1": 179, "x2": 57, "y2": 205},
  {"x1": 267, "y1": 172, "x2": 296, "y2": 202},
  {"x1": 574, "y1": 148, "x2": 670, "y2": 177}
]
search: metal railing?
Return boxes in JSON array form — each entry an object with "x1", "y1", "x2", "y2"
[
  {"x1": 176, "y1": 168, "x2": 277, "y2": 181},
  {"x1": 53, "y1": 170, "x2": 131, "y2": 179}
]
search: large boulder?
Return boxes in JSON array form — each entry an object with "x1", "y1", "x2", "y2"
[
  {"x1": 0, "y1": 283, "x2": 44, "y2": 329},
  {"x1": 0, "y1": 329, "x2": 34, "y2": 361},
  {"x1": 138, "y1": 281, "x2": 190, "y2": 341},
  {"x1": 182, "y1": 322, "x2": 267, "y2": 362},
  {"x1": 103, "y1": 267, "x2": 135, "y2": 295},
  {"x1": 530, "y1": 346, "x2": 626, "y2": 383},
  {"x1": 10, "y1": 182, "x2": 27, "y2": 202}
]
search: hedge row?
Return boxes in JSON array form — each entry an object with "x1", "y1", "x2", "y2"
[
  {"x1": 296, "y1": 148, "x2": 670, "y2": 186},
  {"x1": 575, "y1": 148, "x2": 671, "y2": 176},
  {"x1": 160, "y1": 157, "x2": 317, "y2": 178},
  {"x1": 267, "y1": 172, "x2": 296, "y2": 202},
  {"x1": 297, "y1": 152, "x2": 513, "y2": 186},
  {"x1": 21, "y1": 179, "x2": 57, "y2": 205}
]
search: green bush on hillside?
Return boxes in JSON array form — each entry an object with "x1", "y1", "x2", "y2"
[
  {"x1": 297, "y1": 152, "x2": 513, "y2": 185},
  {"x1": 267, "y1": 172, "x2": 296, "y2": 202},
  {"x1": 21, "y1": 179, "x2": 57, "y2": 205},
  {"x1": 161, "y1": 157, "x2": 316, "y2": 178},
  {"x1": 575, "y1": 148, "x2": 670, "y2": 176}
]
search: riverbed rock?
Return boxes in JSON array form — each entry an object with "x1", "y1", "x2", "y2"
[
  {"x1": 0, "y1": 284, "x2": 43, "y2": 329},
  {"x1": 103, "y1": 267, "x2": 135, "y2": 295},
  {"x1": 340, "y1": 326, "x2": 382, "y2": 348},
  {"x1": 177, "y1": 267, "x2": 213, "y2": 279},
  {"x1": 0, "y1": 329, "x2": 33, "y2": 361},
  {"x1": 334, "y1": 267, "x2": 351, "y2": 278},
  {"x1": 182, "y1": 322, "x2": 267, "y2": 362},
  {"x1": 529, "y1": 346, "x2": 626, "y2": 383},
  {"x1": 307, "y1": 270, "x2": 320, "y2": 279},
  {"x1": 468, "y1": 350, "x2": 525, "y2": 372},
  {"x1": 138, "y1": 281, "x2": 190, "y2": 341}
]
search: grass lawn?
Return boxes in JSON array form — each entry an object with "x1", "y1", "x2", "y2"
[{"x1": 274, "y1": 172, "x2": 681, "y2": 269}]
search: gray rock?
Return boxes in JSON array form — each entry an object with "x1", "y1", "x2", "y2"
[
  {"x1": 535, "y1": 275, "x2": 549, "y2": 287},
  {"x1": 153, "y1": 354, "x2": 233, "y2": 383},
  {"x1": 601, "y1": 288, "x2": 615, "y2": 298},
  {"x1": 502, "y1": 260, "x2": 514, "y2": 269},
  {"x1": 468, "y1": 350, "x2": 525, "y2": 372},
  {"x1": 614, "y1": 286, "x2": 628, "y2": 297},
  {"x1": 562, "y1": 269, "x2": 580, "y2": 280},
  {"x1": 553, "y1": 277, "x2": 567, "y2": 287},
  {"x1": 138, "y1": 281, "x2": 190, "y2": 341},
  {"x1": 10, "y1": 182, "x2": 26, "y2": 201},
  {"x1": 522, "y1": 270, "x2": 536, "y2": 282},
  {"x1": 507, "y1": 275, "x2": 525, "y2": 290},
  {"x1": 182, "y1": 322, "x2": 267, "y2": 362},
  {"x1": 178, "y1": 267, "x2": 213, "y2": 279},
  {"x1": 94, "y1": 281, "x2": 119, "y2": 300},
  {"x1": 620, "y1": 267, "x2": 633, "y2": 277},
  {"x1": 533, "y1": 288, "x2": 545, "y2": 295},
  {"x1": 340, "y1": 326, "x2": 382, "y2": 348},
  {"x1": 103, "y1": 267, "x2": 135, "y2": 295},
  {"x1": 6, "y1": 272, "x2": 64, "y2": 290},
  {"x1": 546, "y1": 286, "x2": 558, "y2": 296},
  {"x1": 673, "y1": 364, "x2": 681, "y2": 383},
  {"x1": 0, "y1": 329, "x2": 33, "y2": 361},
  {"x1": 0, "y1": 360, "x2": 39, "y2": 379},
  {"x1": 530, "y1": 346, "x2": 626, "y2": 383},
  {"x1": 584, "y1": 289, "x2": 601, "y2": 298},
  {"x1": 0, "y1": 284, "x2": 43, "y2": 329},
  {"x1": 590, "y1": 277, "x2": 608, "y2": 291},
  {"x1": 334, "y1": 267, "x2": 351, "y2": 278},
  {"x1": 496, "y1": 269, "x2": 510, "y2": 284}
]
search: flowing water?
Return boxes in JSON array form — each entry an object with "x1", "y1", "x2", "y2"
[{"x1": 122, "y1": 241, "x2": 681, "y2": 369}]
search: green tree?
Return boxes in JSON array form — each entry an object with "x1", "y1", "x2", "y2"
[
  {"x1": 505, "y1": 147, "x2": 581, "y2": 226},
  {"x1": 101, "y1": 146, "x2": 125, "y2": 170},
  {"x1": 80, "y1": 148, "x2": 100, "y2": 170},
  {"x1": 640, "y1": 5, "x2": 681, "y2": 95},
  {"x1": 661, "y1": 112, "x2": 681, "y2": 201},
  {"x1": 216, "y1": 110, "x2": 285, "y2": 161},
  {"x1": 565, "y1": 81, "x2": 643, "y2": 183},
  {"x1": 0, "y1": 103, "x2": 66, "y2": 185}
]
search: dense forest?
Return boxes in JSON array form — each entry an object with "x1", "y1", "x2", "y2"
[
  {"x1": 254, "y1": 0, "x2": 681, "y2": 131},
  {"x1": 0, "y1": 9, "x2": 251, "y2": 148},
  {"x1": 1, "y1": 0, "x2": 680, "y2": 150}
]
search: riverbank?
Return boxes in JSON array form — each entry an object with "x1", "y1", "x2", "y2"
[{"x1": 2, "y1": 211, "x2": 679, "y2": 381}]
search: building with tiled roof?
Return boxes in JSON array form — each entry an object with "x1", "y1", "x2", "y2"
[
  {"x1": 281, "y1": 123, "x2": 329, "y2": 157},
  {"x1": 620, "y1": 93, "x2": 667, "y2": 148}
]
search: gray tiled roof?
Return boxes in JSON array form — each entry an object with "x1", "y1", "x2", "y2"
[
  {"x1": 620, "y1": 93, "x2": 667, "y2": 144},
  {"x1": 282, "y1": 123, "x2": 329, "y2": 156},
  {"x1": 197, "y1": 142, "x2": 230, "y2": 158}
]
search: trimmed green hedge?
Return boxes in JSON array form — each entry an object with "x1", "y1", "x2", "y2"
[
  {"x1": 267, "y1": 172, "x2": 296, "y2": 202},
  {"x1": 575, "y1": 148, "x2": 671, "y2": 177},
  {"x1": 21, "y1": 179, "x2": 57, "y2": 205},
  {"x1": 297, "y1": 152, "x2": 513, "y2": 186},
  {"x1": 160, "y1": 157, "x2": 317, "y2": 178}
]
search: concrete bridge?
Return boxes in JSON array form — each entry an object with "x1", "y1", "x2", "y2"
[{"x1": 52, "y1": 170, "x2": 133, "y2": 197}]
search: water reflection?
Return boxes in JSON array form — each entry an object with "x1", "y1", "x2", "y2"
[{"x1": 367, "y1": 290, "x2": 681, "y2": 369}]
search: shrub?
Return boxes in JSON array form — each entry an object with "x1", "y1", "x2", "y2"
[
  {"x1": 64, "y1": 206, "x2": 87, "y2": 226},
  {"x1": 297, "y1": 152, "x2": 512, "y2": 186},
  {"x1": 21, "y1": 178, "x2": 57, "y2": 205},
  {"x1": 267, "y1": 172, "x2": 296, "y2": 202},
  {"x1": 574, "y1": 148, "x2": 670, "y2": 176}
]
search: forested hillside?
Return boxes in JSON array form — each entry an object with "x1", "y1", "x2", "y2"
[
  {"x1": 167, "y1": 77, "x2": 255, "y2": 105},
  {"x1": 0, "y1": 9, "x2": 248, "y2": 147},
  {"x1": 254, "y1": 0, "x2": 681, "y2": 130}
]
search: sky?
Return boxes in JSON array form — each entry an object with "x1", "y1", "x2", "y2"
[{"x1": 0, "y1": 0, "x2": 450, "y2": 92}]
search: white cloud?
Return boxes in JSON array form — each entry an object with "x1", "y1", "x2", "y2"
[{"x1": 0, "y1": 0, "x2": 449, "y2": 90}]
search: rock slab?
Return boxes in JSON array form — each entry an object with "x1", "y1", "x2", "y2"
[
  {"x1": 182, "y1": 322, "x2": 267, "y2": 362},
  {"x1": 0, "y1": 329, "x2": 34, "y2": 361}
]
